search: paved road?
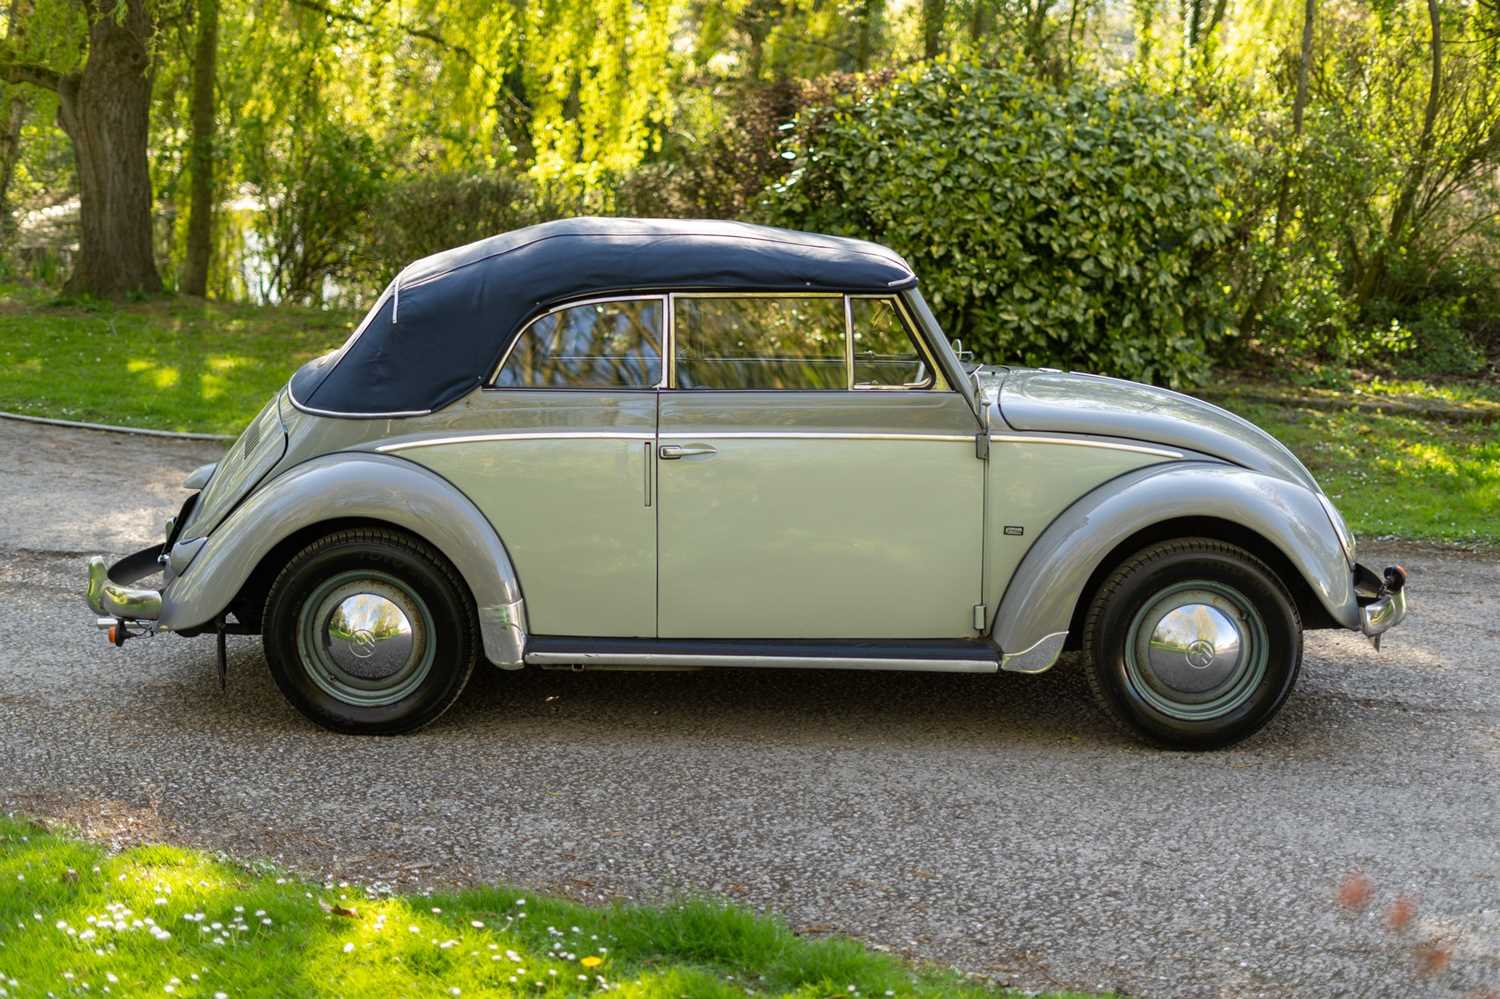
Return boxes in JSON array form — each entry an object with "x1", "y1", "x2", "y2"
[{"x1": 1, "y1": 417, "x2": 1496, "y2": 998}]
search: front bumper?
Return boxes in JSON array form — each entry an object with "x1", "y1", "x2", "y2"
[
  {"x1": 85, "y1": 544, "x2": 166, "y2": 621},
  {"x1": 1355, "y1": 562, "x2": 1407, "y2": 644}
]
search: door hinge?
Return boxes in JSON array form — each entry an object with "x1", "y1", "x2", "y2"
[
  {"x1": 972, "y1": 603, "x2": 988, "y2": 631},
  {"x1": 975, "y1": 433, "x2": 990, "y2": 461}
]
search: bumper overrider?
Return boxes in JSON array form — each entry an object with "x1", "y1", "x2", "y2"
[
  {"x1": 1355, "y1": 562, "x2": 1408, "y2": 648},
  {"x1": 85, "y1": 543, "x2": 167, "y2": 645}
]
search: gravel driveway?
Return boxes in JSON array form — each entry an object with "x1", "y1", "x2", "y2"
[{"x1": 1, "y1": 417, "x2": 1496, "y2": 998}]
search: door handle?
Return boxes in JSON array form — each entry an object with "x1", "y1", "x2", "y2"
[{"x1": 659, "y1": 443, "x2": 717, "y2": 460}]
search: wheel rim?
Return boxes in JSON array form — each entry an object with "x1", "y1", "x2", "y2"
[
  {"x1": 1123, "y1": 579, "x2": 1268, "y2": 722},
  {"x1": 296, "y1": 570, "x2": 435, "y2": 707}
]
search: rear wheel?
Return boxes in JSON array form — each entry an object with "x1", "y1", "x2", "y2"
[
  {"x1": 263, "y1": 528, "x2": 478, "y2": 734},
  {"x1": 1082, "y1": 538, "x2": 1302, "y2": 750}
]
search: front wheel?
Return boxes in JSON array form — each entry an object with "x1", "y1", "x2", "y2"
[
  {"x1": 1082, "y1": 538, "x2": 1302, "y2": 750},
  {"x1": 262, "y1": 528, "x2": 479, "y2": 735}
]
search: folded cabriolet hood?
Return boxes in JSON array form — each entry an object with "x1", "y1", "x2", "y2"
[{"x1": 998, "y1": 369, "x2": 1317, "y2": 489}]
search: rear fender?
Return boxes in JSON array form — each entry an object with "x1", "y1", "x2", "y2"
[
  {"x1": 159, "y1": 452, "x2": 527, "y2": 667},
  {"x1": 992, "y1": 461, "x2": 1357, "y2": 672}
]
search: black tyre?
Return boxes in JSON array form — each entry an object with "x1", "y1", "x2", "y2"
[
  {"x1": 1082, "y1": 538, "x2": 1302, "y2": 750},
  {"x1": 262, "y1": 528, "x2": 479, "y2": 735}
]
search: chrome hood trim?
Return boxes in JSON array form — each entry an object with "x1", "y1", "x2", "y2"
[{"x1": 998, "y1": 369, "x2": 1317, "y2": 489}]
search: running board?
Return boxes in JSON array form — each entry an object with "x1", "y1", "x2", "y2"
[{"x1": 523, "y1": 637, "x2": 1001, "y2": 674}]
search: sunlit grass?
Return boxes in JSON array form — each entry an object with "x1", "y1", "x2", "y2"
[
  {"x1": 0, "y1": 285, "x2": 355, "y2": 435},
  {"x1": 0, "y1": 816, "x2": 1092, "y2": 999},
  {"x1": 1220, "y1": 399, "x2": 1500, "y2": 547}
]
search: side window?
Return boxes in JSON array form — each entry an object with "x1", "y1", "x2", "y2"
[
  {"x1": 850, "y1": 297, "x2": 932, "y2": 388},
  {"x1": 674, "y1": 296, "x2": 846, "y2": 390},
  {"x1": 496, "y1": 298, "x2": 663, "y2": 388}
]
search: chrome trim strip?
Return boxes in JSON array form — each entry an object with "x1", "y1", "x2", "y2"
[
  {"x1": 843, "y1": 294, "x2": 855, "y2": 390},
  {"x1": 1000, "y1": 630, "x2": 1068, "y2": 674},
  {"x1": 523, "y1": 651, "x2": 998, "y2": 673},
  {"x1": 657, "y1": 431, "x2": 972, "y2": 443},
  {"x1": 988, "y1": 434, "x2": 1183, "y2": 459},
  {"x1": 378, "y1": 431, "x2": 654, "y2": 452},
  {"x1": 286, "y1": 381, "x2": 432, "y2": 419}
]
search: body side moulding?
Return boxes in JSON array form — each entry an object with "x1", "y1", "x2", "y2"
[
  {"x1": 991, "y1": 461, "x2": 1358, "y2": 672},
  {"x1": 159, "y1": 452, "x2": 528, "y2": 667}
]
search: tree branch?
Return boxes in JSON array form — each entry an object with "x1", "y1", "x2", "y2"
[
  {"x1": 0, "y1": 58, "x2": 65, "y2": 92},
  {"x1": 285, "y1": 0, "x2": 493, "y2": 79}
]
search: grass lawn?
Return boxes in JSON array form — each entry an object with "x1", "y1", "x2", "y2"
[
  {"x1": 0, "y1": 816, "x2": 1091, "y2": 999},
  {"x1": 0, "y1": 285, "x2": 356, "y2": 436},
  {"x1": 1202, "y1": 382, "x2": 1500, "y2": 548},
  {"x1": 0, "y1": 286, "x2": 1492, "y2": 546}
]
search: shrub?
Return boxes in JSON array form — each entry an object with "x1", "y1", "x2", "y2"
[
  {"x1": 240, "y1": 120, "x2": 388, "y2": 305},
  {"x1": 351, "y1": 172, "x2": 565, "y2": 290},
  {"x1": 762, "y1": 62, "x2": 1241, "y2": 386}
]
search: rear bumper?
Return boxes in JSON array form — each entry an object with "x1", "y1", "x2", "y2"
[
  {"x1": 85, "y1": 544, "x2": 166, "y2": 621},
  {"x1": 1355, "y1": 563, "x2": 1407, "y2": 640}
]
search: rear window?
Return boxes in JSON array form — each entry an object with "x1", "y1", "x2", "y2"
[{"x1": 495, "y1": 297, "x2": 664, "y2": 389}]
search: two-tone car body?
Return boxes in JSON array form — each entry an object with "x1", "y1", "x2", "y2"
[{"x1": 86, "y1": 218, "x2": 1407, "y2": 747}]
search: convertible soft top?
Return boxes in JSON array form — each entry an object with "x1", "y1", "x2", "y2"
[{"x1": 288, "y1": 217, "x2": 918, "y2": 416}]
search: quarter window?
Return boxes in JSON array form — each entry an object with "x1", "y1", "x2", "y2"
[
  {"x1": 496, "y1": 298, "x2": 663, "y2": 389},
  {"x1": 851, "y1": 297, "x2": 932, "y2": 388},
  {"x1": 674, "y1": 296, "x2": 847, "y2": 390}
]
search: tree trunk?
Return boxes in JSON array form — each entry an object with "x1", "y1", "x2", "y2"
[
  {"x1": 183, "y1": 0, "x2": 220, "y2": 297},
  {"x1": 922, "y1": 0, "x2": 945, "y2": 59},
  {"x1": 1241, "y1": 0, "x2": 1315, "y2": 334},
  {"x1": 0, "y1": 0, "x2": 33, "y2": 240},
  {"x1": 1355, "y1": 0, "x2": 1441, "y2": 310},
  {"x1": 0, "y1": 84, "x2": 26, "y2": 242},
  {"x1": 56, "y1": 0, "x2": 162, "y2": 297},
  {"x1": 856, "y1": 0, "x2": 883, "y2": 71}
]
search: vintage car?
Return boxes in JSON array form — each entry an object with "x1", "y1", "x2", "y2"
[{"x1": 86, "y1": 218, "x2": 1407, "y2": 748}]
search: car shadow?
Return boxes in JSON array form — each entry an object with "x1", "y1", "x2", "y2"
[
  {"x1": 151, "y1": 639, "x2": 1132, "y2": 751},
  {"x1": 153, "y1": 638, "x2": 1386, "y2": 757}
]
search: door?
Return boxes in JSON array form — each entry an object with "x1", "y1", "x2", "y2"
[
  {"x1": 403, "y1": 296, "x2": 662, "y2": 637},
  {"x1": 656, "y1": 293, "x2": 985, "y2": 639}
]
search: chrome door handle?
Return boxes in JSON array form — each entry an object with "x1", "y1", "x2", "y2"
[{"x1": 659, "y1": 443, "x2": 717, "y2": 460}]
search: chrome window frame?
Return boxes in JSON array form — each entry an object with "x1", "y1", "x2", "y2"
[
  {"x1": 486, "y1": 294, "x2": 668, "y2": 391},
  {"x1": 483, "y1": 289, "x2": 950, "y2": 396},
  {"x1": 666, "y1": 291, "x2": 946, "y2": 393},
  {"x1": 847, "y1": 293, "x2": 940, "y2": 391}
]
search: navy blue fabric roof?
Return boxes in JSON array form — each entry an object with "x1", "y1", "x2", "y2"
[{"x1": 290, "y1": 217, "x2": 918, "y2": 416}]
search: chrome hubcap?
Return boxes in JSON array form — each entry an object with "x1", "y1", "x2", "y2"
[
  {"x1": 1124, "y1": 581, "x2": 1267, "y2": 721},
  {"x1": 324, "y1": 592, "x2": 415, "y2": 678},
  {"x1": 298, "y1": 572, "x2": 434, "y2": 707}
]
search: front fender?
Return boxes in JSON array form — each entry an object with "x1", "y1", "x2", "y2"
[
  {"x1": 991, "y1": 461, "x2": 1357, "y2": 672},
  {"x1": 159, "y1": 452, "x2": 528, "y2": 667}
]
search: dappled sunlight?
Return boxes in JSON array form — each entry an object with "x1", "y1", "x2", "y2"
[
  {"x1": 0, "y1": 817, "x2": 1045, "y2": 998},
  {"x1": 0, "y1": 292, "x2": 354, "y2": 434}
]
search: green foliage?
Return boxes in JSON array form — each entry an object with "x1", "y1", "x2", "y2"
[
  {"x1": 764, "y1": 62, "x2": 1238, "y2": 386},
  {"x1": 349, "y1": 172, "x2": 562, "y2": 290},
  {"x1": 240, "y1": 121, "x2": 387, "y2": 304}
]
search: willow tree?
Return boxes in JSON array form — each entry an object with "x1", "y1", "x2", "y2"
[{"x1": 0, "y1": 0, "x2": 166, "y2": 295}]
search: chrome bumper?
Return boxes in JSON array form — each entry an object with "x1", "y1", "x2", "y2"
[
  {"x1": 1359, "y1": 586, "x2": 1406, "y2": 637},
  {"x1": 85, "y1": 544, "x2": 165, "y2": 621},
  {"x1": 1355, "y1": 563, "x2": 1407, "y2": 646}
]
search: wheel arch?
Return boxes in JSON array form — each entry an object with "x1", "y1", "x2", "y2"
[
  {"x1": 159, "y1": 452, "x2": 528, "y2": 667},
  {"x1": 1062, "y1": 516, "x2": 1338, "y2": 653},
  {"x1": 990, "y1": 461, "x2": 1357, "y2": 672}
]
